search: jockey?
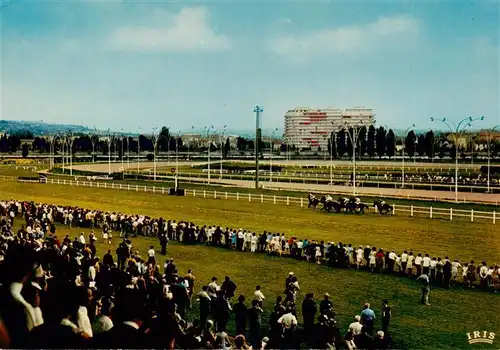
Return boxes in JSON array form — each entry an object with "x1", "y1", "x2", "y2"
[
  {"x1": 355, "y1": 197, "x2": 360, "y2": 204},
  {"x1": 342, "y1": 197, "x2": 349, "y2": 204},
  {"x1": 325, "y1": 194, "x2": 333, "y2": 203}
]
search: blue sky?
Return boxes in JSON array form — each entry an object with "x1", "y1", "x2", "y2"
[{"x1": 1, "y1": 0, "x2": 498, "y2": 133}]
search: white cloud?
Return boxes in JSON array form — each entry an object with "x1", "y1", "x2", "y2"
[
  {"x1": 106, "y1": 6, "x2": 232, "y2": 52},
  {"x1": 268, "y1": 15, "x2": 419, "y2": 61}
]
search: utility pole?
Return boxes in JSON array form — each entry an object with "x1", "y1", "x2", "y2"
[{"x1": 254, "y1": 105, "x2": 263, "y2": 189}]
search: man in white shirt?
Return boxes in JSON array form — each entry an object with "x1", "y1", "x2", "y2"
[
  {"x1": 254, "y1": 285, "x2": 265, "y2": 303},
  {"x1": 77, "y1": 288, "x2": 93, "y2": 337},
  {"x1": 79, "y1": 233, "x2": 86, "y2": 246},
  {"x1": 388, "y1": 251, "x2": 396, "y2": 273},
  {"x1": 345, "y1": 314, "x2": 362, "y2": 349},
  {"x1": 401, "y1": 251, "x2": 408, "y2": 275},
  {"x1": 422, "y1": 254, "x2": 431, "y2": 275},
  {"x1": 277, "y1": 309, "x2": 297, "y2": 330}
]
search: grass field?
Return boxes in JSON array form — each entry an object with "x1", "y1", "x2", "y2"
[
  {"x1": 47, "y1": 225, "x2": 500, "y2": 350},
  {"x1": 3, "y1": 179, "x2": 500, "y2": 349},
  {"x1": 1, "y1": 181, "x2": 498, "y2": 263}
]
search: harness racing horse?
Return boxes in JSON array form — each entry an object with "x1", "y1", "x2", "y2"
[
  {"x1": 373, "y1": 199, "x2": 393, "y2": 215},
  {"x1": 308, "y1": 194, "x2": 320, "y2": 209}
]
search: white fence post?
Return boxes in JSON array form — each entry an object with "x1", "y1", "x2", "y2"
[
  {"x1": 410, "y1": 205, "x2": 413, "y2": 217},
  {"x1": 153, "y1": 187, "x2": 155, "y2": 194},
  {"x1": 119, "y1": 184, "x2": 122, "y2": 190},
  {"x1": 392, "y1": 204, "x2": 396, "y2": 215},
  {"x1": 136, "y1": 185, "x2": 138, "y2": 192},
  {"x1": 237, "y1": 193, "x2": 239, "y2": 200},
  {"x1": 261, "y1": 194, "x2": 264, "y2": 203},
  {"x1": 249, "y1": 193, "x2": 251, "y2": 202},
  {"x1": 450, "y1": 208, "x2": 453, "y2": 221},
  {"x1": 287, "y1": 196, "x2": 290, "y2": 205},
  {"x1": 274, "y1": 195, "x2": 276, "y2": 204},
  {"x1": 105, "y1": 183, "x2": 107, "y2": 189},
  {"x1": 430, "y1": 206, "x2": 433, "y2": 219},
  {"x1": 225, "y1": 191, "x2": 228, "y2": 199},
  {"x1": 144, "y1": 186, "x2": 147, "y2": 192},
  {"x1": 128, "y1": 184, "x2": 130, "y2": 191},
  {"x1": 471, "y1": 209, "x2": 474, "y2": 222},
  {"x1": 214, "y1": 190, "x2": 217, "y2": 199},
  {"x1": 300, "y1": 197, "x2": 303, "y2": 207},
  {"x1": 112, "y1": 183, "x2": 115, "y2": 189},
  {"x1": 493, "y1": 211, "x2": 496, "y2": 224},
  {"x1": 203, "y1": 190, "x2": 206, "y2": 198},
  {"x1": 76, "y1": 181, "x2": 79, "y2": 187},
  {"x1": 162, "y1": 187, "x2": 164, "y2": 194},
  {"x1": 193, "y1": 189, "x2": 196, "y2": 197}
]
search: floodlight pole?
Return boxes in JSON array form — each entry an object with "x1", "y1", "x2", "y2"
[
  {"x1": 205, "y1": 125, "x2": 214, "y2": 184},
  {"x1": 254, "y1": 105, "x2": 263, "y2": 189},
  {"x1": 402, "y1": 124, "x2": 416, "y2": 188},
  {"x1": 431, "y1": 116, "x2": 484, "y2": 202},
  {"x1": 270, "y1": 128, "x2": 278, "y2": 182},
  {"x1": 220, "y1": 125, "x2": 227, "y2": 179},
  {"x1": 487, "y1": 125, "x2": 499, "y2": 193}
]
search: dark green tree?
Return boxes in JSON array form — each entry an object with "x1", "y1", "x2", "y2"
[
  {"x1": 358, "y1": 126, "x2": 367, "y2": 157},
  {"x1": 158, "y1": 127, "x2": 170, "y2": 152},
  {"x1": 21, "y1": 144, "x2": 29, "y2": 158},
  {"x1": 376, "y1": 126, "x2": 387, "y2": 158},
  {"x1": 367, "y1": 126, "x2": 376, "y2": 158},
  {"x1": 337, "y1": 129, "x2": 346, "y2": 158},
  {"x1": 386, "y1": 129, "x2": 395, "y2": 158},
  {"x1": 425, "y1": 131, "x2": 435, "y2": 159},
  {"x1": 224, "y1": 138, "x2": 230, "y2": 158},
  {"x1": 405, "y1": 130, "x2": 416, "y2": 158}
]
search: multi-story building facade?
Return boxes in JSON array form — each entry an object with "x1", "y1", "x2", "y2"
[{"x1": 284, "y1": 106, "x2": 375, "y2": 149}]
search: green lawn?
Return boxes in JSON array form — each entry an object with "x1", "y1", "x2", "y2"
[
  {"x1": 1, "y1": 181, "x2": 498, "y2": 264},
  {"x1": 51, "y1": 226, "x2": 499, "y2": 350}
]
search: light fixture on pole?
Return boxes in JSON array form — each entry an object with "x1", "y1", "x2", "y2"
[
  {"x1": 270, "y1": 127, "x2": 278, "y2": 182},
  {"x1": 402, "y1": 124, "x2": 416, "y2": 188},
  {"x1": 329, "y1": 122, "x2": 335, "y2": 185},
  {"x1": 253, "y1": 105, "x2": 263, "y2": 189},
  {"x1": 220, "y1": 125, "x2": 227, "y2": 179},
  {"x1": 431, "y1": 116, "x2": 484, "y2": 202},
  {"x1": 204, "y1": 125, "x2": 215, "y2": 184},
  {"x1": 151, "y1": 127, "x2": 159, "y2": 181},
  {"x1": 487, "y1": 125, "x2": 499, "y2": 193},
  {"x1": 175, "y1": 130, "x2": 180, "y2": 190}
]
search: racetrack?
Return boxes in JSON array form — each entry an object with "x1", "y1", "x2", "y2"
[{"x1": 70, "y1": 162, "x2": 499, "y2": 204}]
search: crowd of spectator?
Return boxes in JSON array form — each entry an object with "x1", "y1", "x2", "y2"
[{"x1": 0, "y1": 198, "x2": 497, "y2": 349}]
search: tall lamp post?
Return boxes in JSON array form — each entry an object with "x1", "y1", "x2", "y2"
[
  {"x1": 220, "y1": 125, "x2": 227, "y2": 179},
  {"x1": 67, "y1": 133, "x2": 76, "y2": 176},
  {"x1": 343, "y1": 121, "x2": 362, "y2": 195},
  {"x1": 253, "y1": 105, "x2": 263, "y2": 189},
  {"x1": 175, "y1": 131, "x2": 180, "y2": 190},
  {"x1": 329, "y1": 122, "x2": 335, "y2": 185},
  {"x1": 487, "y1": 125, "x2": 500, "y2": 193},
  {"x1": 151, "y1": 127, "x2": 160, "y2": 181},
  {"x1": 105, "y1": 132, "x2": 112, "y2": 176},
  {"x1": 270, "y1": 127, "x2": 278, "y2": 182},
  {"x1": 402, "y1": 124, "x2": 416, "y2": 188},
  {"x1": 204, "y1": 125, "x2": 214, "y2": 184},
  {"x1": 431, "y1": 116, "x2": 484, "y2": 202}
]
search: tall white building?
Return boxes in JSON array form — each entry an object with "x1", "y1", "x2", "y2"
[{"x1": 284, "y1": 106, "x2": 375, "y2": 149}]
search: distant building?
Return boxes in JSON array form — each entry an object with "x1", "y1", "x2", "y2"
[{"x1": 284, "y1": 106, "x2": 375, "y2": 149}]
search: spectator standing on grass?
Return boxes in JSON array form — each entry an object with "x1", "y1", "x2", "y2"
[
  {"x1": 254, "y1": 285, "x2": 265, "y2": 303},
  {"x1": 361, "y1": 303, "x2": 375, "y2": 334},
  {"x1": 301, "y1": 292, "x2": 317, "y2": 340},
  {"x1": 248, "y1": 299, "x2": 263, "y2": 349},
  {"x1": 416, "y1": 273, "x2": 431, "y2": 306},
  {"x1": 381, "y1": 299, "x2": 391, "y2": 334},
  {"x1": 233, "y1": 295, "x2": 248, "y2": 336},
  {"x1": 422, "y1": 254, "x2": 431, "y2": 275},
  {"x1": 221, "y1": 276, "x2": 237, "y2": 300}
]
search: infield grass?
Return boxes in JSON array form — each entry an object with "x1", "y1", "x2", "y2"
[{"x1": 1, "y1": 181, "x2": 498, "y2": 263}]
